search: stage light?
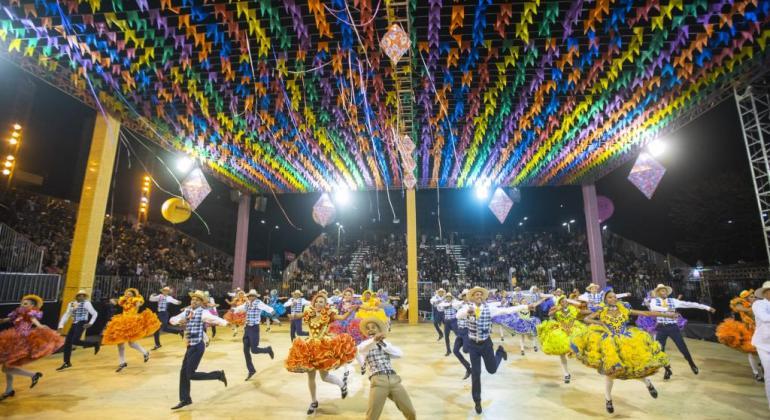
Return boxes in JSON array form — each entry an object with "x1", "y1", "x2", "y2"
[
  {"x1": 602, "y1": 225, "x2": 608, "y2": 230},
  {"x1": 474, "y1": 184, "x2": 489, "y2": 200},
  {"x1": 3, "y1": 162, "x2": 11, "y2": 168},
  {"x1": 274, "y1": 225, "x2": 279, "y2": 230},
  {"x1": 518, "y1": 222, "x2": 523, "y2": 226},
  {"x1": 8, "y1": 138, "x2": 17, "y2": 145},
  {"x1": 523, "y1": 216, "x2": 528, "y2": 220},
  {"x1": 11, "y1": 132, "x2": 19, "y2": 138},
  {"x1": 176, "y1": 156, "x2": 194, "y2": 172},
  {"x1": 562, "y1": 222, "x2": 567, "y2": 226},
  {"x1": 334, "y1": 187, "x2": 351, "y2": 206},
  {"x1": 12, "y1": 124, "x2": 21, "y2": 131},
  {"x1": 648, "y1": 139, "x2": 667, "y2": 157},
  {"x1": 569, "y1": 219, "x2": 575, "y2": 224},
  {"x1": 1, "y1": 169, "x2": 9, "y2": 176},
  {"x1": 6, "y1": 155, "x2": 14, "y2": 161},
  {"x1": 260, "y1": 219, "x2": 266, "y2": 224}
]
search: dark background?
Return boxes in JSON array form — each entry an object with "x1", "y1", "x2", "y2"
[{"x1": 0, "y1": 58, "x2": 764, "y2": 266}]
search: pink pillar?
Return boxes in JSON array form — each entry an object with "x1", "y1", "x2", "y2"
[
  {"x1": 582, "y1": 184, "x2": 606, "y2": 287},
  {"x1": 232, "y1": 193, "x2": 250, "y2": 290}
]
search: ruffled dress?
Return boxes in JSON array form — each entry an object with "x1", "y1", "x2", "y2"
[
  {"x1": 0, "y1": 307, "x2": 63, "y2": 367},
  {"x1": 285, "y1": 306, "x2": 357, "y2": 373},
  {"x1": 102, "y1": 296, "x2": 161, "y2": 345},
  {"x1": 715, "y1": 297, "x2": 756, "y2": 353},
  {"x1": 355, "y1": 297, "x2": 389, "y2": 323},
  {"x1": 377, "y1": 293, "x2": 397, "y2": 318},
  {"x1": 329, "y1": 299, "x2": 363, "y2": 344},
  {"x1": 635, "y1": 314, "x2": 687, "y2": 333},
  {"x1": 493, "y1": 307, "x2": 541, "y2": 335},
  {"x1": 571, "y1": 303, "x2": 669, "y2": 379},
  {"x1": 262, "y1": 296, "x2": 287, "y2": 318},
  {"x1": 223, "y1": 296, "x2": 247, "y2": 326},
  {"x1": 537, "y1": 305, "x2": 587, "y2": 356}
]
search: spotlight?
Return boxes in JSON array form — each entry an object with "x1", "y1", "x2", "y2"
[
  {"x1": 8, "y1": 138, "x2": 17, "y2": 145},
  {"x1": 1, "y1": 169, "x2": 9, "y2": 176},
  {"x1": 648, "y1": 139, "x2": 667, "y2": 157},
  {"x1": 569, "y1": 219, "x2": 575, "y2": 224},
  {"x1": 260, "y1": 219, "x2": 266, "y2": 224},
  {"x1": 334, "y1": 187, "x2": 351, "y2": 206},
  {"x1": 518, "y1": 222, "x2": 523, "y2": 226},
  {"x1": 6, "y1": 155, "x2": 14, "y2": 161},
  {"x1": 602, "y1": 225, "x2": 608, "y2": 230},
  {"x1": 176, "y1": 156, "x2": 194, "y2": 173},
  {"x1": 12, "y1": 124, "x2": 21, "y2": 131},
  {"x1": 474, "y1": 184, "x2": 489, "y2": 200}
]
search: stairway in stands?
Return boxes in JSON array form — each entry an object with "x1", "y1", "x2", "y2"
[
  {"x1": 446, "y1": 244, "x2": 468, "y2": 281},
  {"x1": 348, "y1": 245, "x2": 371, "y2": 277}
]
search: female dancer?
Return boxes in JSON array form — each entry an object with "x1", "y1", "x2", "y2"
[
  {"x1": 263, "y1": 290, "x2": 286, "y2": 332},
  {"x1": 356, "y1": 290, "x2": 389, "y2": 328},
  {"x1": 571, "y1": 291, "x2": 675, "y2": 413},
  {"x1": 0, "y1": 294, "x2": 63, "y2": 400},
  {"x1": 493, "y1": 295, "x2": 548, "y2": 355},
  {"x1": 716, "y1": 290, "x2": 763, "y2": 381},
  {"x1": 376, "y1": 289, "x2": 397, "y2": 320},
  {"x1": 102, "y1": 288, "x2": 161, "y2": 372},
  {"x1": 330, "y1": 288, "x2": 363, "y2": 344},
  {"x1": 224, "y1": 290, "x2": 248, "y2": 337},
  {"x1": 494, "y1": 290, "x2": 512, "y2": 341},
  {"x1": 536, "y1": 296, "x2": 590, "y2": 383},
  {"x1": 285, "y1": 293, "x2": 358, "y2": 415}
]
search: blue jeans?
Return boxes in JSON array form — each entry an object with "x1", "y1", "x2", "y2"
[
  {"x1": 179, "y1": 341, "x2": 220, "y2": 403},
  {"x1": 466, "y1": 338, "x2": 505, "y2": 403},
  {"x1": 444, "y1": 318, "x2": 458, "y2": 353},
  {"x1": 243, "y1": 325, "x2": 271, "y2": 373},
  {"x1": 453, "y1": 327, "x2": 470, "y2": 371},
  {"x1": 290, "y1": 317, "x2": 308, "y2": 341}
]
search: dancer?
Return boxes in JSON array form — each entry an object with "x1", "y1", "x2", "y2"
[
  {"x1": 356, "y1": 290, "x2": 390, "y2": 323},
  {"x1": 0, "y1": 294, "x2": 63, "y2": 401},
  {"x1": 579, "y1": 283, "x2": 630, "y2": 312},
  {"x1": 223, "y1": 290, "x2": 248, "y2": 337},
  {"x1": 150, "y1": 287, "x2": 182, "y2": 350},
  {"x1": 263, "y1": 289, "x2": 286, "y2": 332},
  {"x1": 456, "y1": 286, "x2": 536, "y2": 414},
  {"x1": 376, "y1": 289, "x2": 397, "y2": 320},
  {"x1": 56, "y1": 289, "x2": 100, "y2": 370},
  {"x1": 357, "y1": 317, "x2": 416, "y2": 420},
  {"x1": 102, "y1": 288, "x2": 160, "y2": 372},
  {"x1": 330, "y1": 288, "x2": 364, "y2": 345},
  {"x1": 204, "y1": 292, "x2": 219, "y2": 340},
  {"x1": 493, "y1": 295, "x2": 548, "y2": 356},
  {"x1": 451, "y1": 289, "x2": 472, "y2": 380},
  {"x1": 438, "y1": 293, "x2": 460, "y2": 356},
  {"x1": 284, "y1": 290, "x2": 311, "y2": 341},
  {"x1": 537, "y1": 296, "x2": 590, "y2": 384},
  {"x1": 635, "y1": 290, "x2": 687, "y2": 336},
  {"x1": 169, "y1": 290, "x2": 228, "y2": 410},
  {"x1": 648, "y1": 283, "x2": 715, "y2": 379},
  {"x1": 493, "y1": 290, "x2": 512, "y2": 341},
  {"x1": 285, "y1": 293, "x2": 357, "y2": 415},
  {"x1": 329, "y1": 289, "x2": 343, "y2": 305},
  {"x1": 571, "y1": 291, "x2": 675, "y2": 414},
  {"x1": 716, "y1": 290, "x2": 763, "y2": 381},
  {"x1": 430, "y1": 288, "x2": 447, "y2": 341},
  {"x1": 233, "y1": 289, "x2": 275, "y2": 381},
  {"x1": 752, "y1": 281, "x2": 770, "y2": 410}
]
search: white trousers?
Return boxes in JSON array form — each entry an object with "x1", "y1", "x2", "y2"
[{"x1": 759, "y1": 349, "x2": 770, "y2": 410}]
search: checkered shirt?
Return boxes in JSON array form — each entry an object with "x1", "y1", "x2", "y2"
[
  {"x1": 74, "y1": 302, "x2": 89, "y2": 322},
  {"x1": 157, "y1": 295, "x2": 169, "y2": 312},
  {"x1": 184, "y1": 307, "x2": 206, "y2": 346},
  {"x1": 467, "y1": 304, "x2": 492, "y2": 342},
  {"x1": 365, "y1": 343, "x2": 396, "y2": 377},
  {"x1": 246, "y1": 300, "x2": 263, "y2": 326}
]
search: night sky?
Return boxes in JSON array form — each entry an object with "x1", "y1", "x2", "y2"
[{"x1": 0, "y1": 58, "x2": 764, "y2": 265}]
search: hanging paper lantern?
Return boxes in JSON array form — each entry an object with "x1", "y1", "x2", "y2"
[
  {"x1": 488, "y1": 187, "x2": 513, "y2": 224},
  {"x1": 597, "y1": 196, "x2": 614, "y2": 223},
  {"x1": 181, "y1": 167, "x2": 211, "y2": 211},
  {"x1": 403, "y1": 173, "x2": 417, "y2": 190},
  {"x1": 380, "y1": 24, "x2": 411, "y2": 64},
  {"x1": 312, "y1": 193, "x2": 336, "y2": 227},
  {"x1": 161, "y1": 197, "x2": 192, "y2": 224},
  {"x1": 628, "y1": 153, "x2": 666, "y2": 199}
]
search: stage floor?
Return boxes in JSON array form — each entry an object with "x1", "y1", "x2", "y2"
[{"x1": 2, "y1": 322, "x2": 766, "y2": 419}]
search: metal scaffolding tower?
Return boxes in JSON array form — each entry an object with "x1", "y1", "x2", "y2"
[{"x1": 735, "y1": 81, "x2": 770, "y2": 266}]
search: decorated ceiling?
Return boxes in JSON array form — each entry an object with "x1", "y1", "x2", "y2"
[{"x1": 1, "y1": 0, "x2": 769, "y2": 193}]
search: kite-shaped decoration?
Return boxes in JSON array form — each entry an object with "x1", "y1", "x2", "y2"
[
  {"x1": 627, "y1": 153, "x2": 666, "y2": 199},
  {"x1": 312, "y1": 193, "x2": 336, "y2": 227},
  {"x1": 381, "y1": 24, "x2": 411, "y2": 64},
  {"x1": 180, "y1": 167, "x2": 211, "y2": 211},
  {"x1": 403, "y1": 172, "x2": 417, "y2": 190},
  {"x1": 488, "y1": 187, "x2": 513, "y2": 223},
  {"x1": 597, "y1": 195, "x2": 614, "y2": 223}
]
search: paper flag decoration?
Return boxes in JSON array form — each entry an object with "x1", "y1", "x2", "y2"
[
  {"x1": 312, "y1": 193, "x2": 336, "y2": 227},
  {"x1": 180, "y1": 168, "x2": 211, "y2": 211},
  {"x1": 488, "y1": 187, "x2": 513, "y2": 223},
  {"x1": 597, "y1": 196, "x2": 614, "y2": 223},
  {"x1": 381, "y1": 24, "x2": 411, "y2": 64},
  {"x1": 628, "y1": 153, "x2": 666, "y2": 199}
]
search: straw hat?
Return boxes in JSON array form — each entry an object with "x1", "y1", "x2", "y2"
[
  {"x1": 311, "y1": 293, "x2": 328, "y2": 305},
  {"x1": 247, "y1": 289, "x2": 260, "y2": 298},
  {"x1": 359, "y1": 317, "x2": 389, "y2": 337},
  {"x1": 189, "y1": 290, "x2": 207, "y2": 302},
  {"x1": 436, "y1": 288, "x2": 446, "y2": 295},
  {"x1": 125, "y1": 288, "x2": 141, "y2": 297},
  {"x1": 75, "y1": 289, "x2": 90, "y2": 298},
  {"x1": 653, "y1": 284, "x2": 673, "y2": 295},
  {"x1": 585, "y1": 283, "x2": 600, "y2": 292},
  {"x1": 444, "y1": 293, "x2": 454, "y2": 300},
  {"x1": 755, "y1": 281, "x2": 770, "y2": 298},
  {"x1": 468, "y1": 286, "x2": 489, "y2": 301},
  {"x1": 21, "y1": 294, "x2": 43, "y2": 308},
  {"x1": 459, "y1": 289, "x2": 469, "y2": 298},
  {"x1": 292, "y1": 290, "x2": 302, "y2": 297}
]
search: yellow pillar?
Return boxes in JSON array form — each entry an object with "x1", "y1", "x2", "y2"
[
  {"x1": 406, "y1": 189, "x2": 418, "y2": 325},
  {"x1": 60, "y1": 114, "x2": 120, "y2": 317}
]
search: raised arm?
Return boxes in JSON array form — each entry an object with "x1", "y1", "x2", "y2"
[
  {"x1": 169, "y1": 310, "x2": 189, "y2": 326},
  {"x1": 334, "y1": 306, "x2": 358, "y2": 320},
  {"x1": 167, "y1": 296, "x2": 181, "y2": 305},
  {"x1": 149, "y1": 294, "x2": 160, "y2": 302},
  {"x1": 753, "y1": 301, "x2": 770, "y2": 323},
  {"x1": 57, "y1": 303, "x2": 73, "y2": 330},
  {"x1": 581, "y1": 311, "x2": 601, "y2": 325},
  {"x1": 257, "y1": 301, "x2": 275, "y2": 314},
  {"x1": 231, "y1": 303, "x2": 249, "y2": 314},
  {"x1": 201, "y1": 311, "x2": 228, "y2": 327},
  {"x1": 671, "y1": 298, "x2": 715, "y2": 312},
  {"x1": 629, "y1": 309, "x2": 678, "y2": 318}
]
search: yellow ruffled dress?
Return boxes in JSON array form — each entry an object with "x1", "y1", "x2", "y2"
[
  {"x1": 537, "y1": 305, "x2": 587, "y2": 356},
  {"x1": 355, "y1": 296, "x2": 389, "y2": 323},
  {"x1": 102, "y1": 296, "x2": 161, "y2": 345},
  {"x1": 571, "y1": 303, "x2": 668, "y2": 379}
]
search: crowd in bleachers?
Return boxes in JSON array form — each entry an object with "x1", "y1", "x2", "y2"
[{"x1": 0, "y1": 190, "x2": 233, "y2": 281}]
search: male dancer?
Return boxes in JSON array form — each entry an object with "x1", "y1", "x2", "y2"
[
  {"x1": 450, "y1": 289, "x2": 471, "y2": 379},
  {"x1": 579, "y1": 283, "x2": 630, "y2": 311},
  {"x1": 169, "y1": 290, "x2": 228, "y2": 410},
  {"x1": 429, "y1": 288, "x2": 447, "y2": 341},
  {"x1": 357, "y1": 317, "x2": 416, "y2": 420},
  {"x1": 438, "y1": 293, "x2": 460, "y2": 356},
  {"x1": 648, "y1": 283, "x2": 715, "y2": 379},
  {"x1": 150, "y1": 287, "x2": 183, "y2": 350},
  {"x1": 284, "y1": 290, "x2": 310, "y2": 341},
  {"x1": 457, "y1": 286, "x2": 536, "y2": 414},
  {"x1": 233, "y1": 289, "x2": 276, "y2": 380},
  {"x1": 56, "y1": 289, "x2": 100, "y2": 370}
]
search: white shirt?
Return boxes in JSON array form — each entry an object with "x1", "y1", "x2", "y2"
[
  {"x1": 233, "y1": 300, "x2": 275, "y2": 314},
  {"x1": 356, "y1": 337, "x2": 403, "y2": 368},
  {"x1": 752, "y1": 299, "x2": 770, "y2": 353},
  {"x1": 169, "y1": 309, "x2": 228, "y2": 327},
  {"x1": 149, "y1": 294, "x2": 181, "y2": 304},
  {"x1": 430, "y1": 295, "x2": 446, "y2": 311},
  {"x1": 648, "y1": 297, "x2": 712, "y2": 312},
  {"x1": 283, "y1": 298, "x2": 311, "y2": 308},
  {"x1": 58, "y1": 300, "x2": 98, "y2": 328},
  {"x1": 456, "y1": 303, "x2": 530, "y2": 319}
]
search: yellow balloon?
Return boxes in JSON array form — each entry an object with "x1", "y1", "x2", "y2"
[{"x1": 161, "y1": 198, "x2": 192, "y2": 224}]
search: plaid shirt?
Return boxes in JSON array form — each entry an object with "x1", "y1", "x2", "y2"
[
  {"x1": 157, "y1": 295, "x2": 169, "y2": 312},
  {"x1": 444, "y1": 304, "x2": 458, "y2": 320},
  {"x1": 467, "y1": 303, "x2": 492, "y2": 342},
  {"x1": 184, "y1": 307, "x2": 205, "y2": 346},
  {"x1": 74, "y1": 302, "x2": 89, "y2": 322},
  {"x1": 246, "y1": 300, "x2": 263, "y2": 326},
  {"x1": 652, "y1": 298, "x2": 677, "y2": 324},
  {"x1": 457, "y1": 305, "x2": 468, "y2": 329}
]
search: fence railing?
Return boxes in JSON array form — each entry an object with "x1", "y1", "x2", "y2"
[
  {"x1": 0, "y1": 273, "x2": 61, "y2": 304},
  {"x1": 91, "y1": 275, "x2": 233, "y2": 301},
  {"x1": 0, "y1": 223, "x2": 44, "y2": 273}
]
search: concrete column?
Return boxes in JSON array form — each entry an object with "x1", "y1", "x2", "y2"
[
  {"x1": 232, "y1": 193, "x2": 251, "y2": 290},
  {"x1": 406, "y1": 189, "x2": 418, "y2": 324},
  {"x1": 582, "y1": 184, "x2": 607, "y2": 287}
]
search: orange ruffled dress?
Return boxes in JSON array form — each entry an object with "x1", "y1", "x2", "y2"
[
  {"x1": 102, "y1": 296, "x2": 161, "y2": 345},
  {"x1": 716, "y1": 297, "x2": 756, "y2": 353},
  {"x1": 223, "y1": 296, "x2": 248, "y2": 326},
  {"x1": 0, "y1": 307, "x2": 63, "y2": 367},
  {"x1": 285, "y1": 306, "x2": 356, "y2": 373}
]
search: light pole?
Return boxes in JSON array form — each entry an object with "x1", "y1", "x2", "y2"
[
  {"x1": 562, "y1": 219, "x2": 576, "y2": 233},
  {"x1": 336, "y1": 223, "x2": 344, "y2": 256},
  {"x1": 4, "y1": 123, "x2": 22, "y2": 188}
]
